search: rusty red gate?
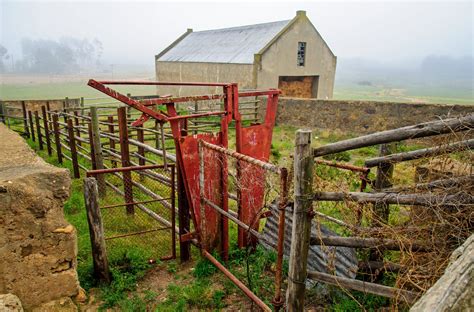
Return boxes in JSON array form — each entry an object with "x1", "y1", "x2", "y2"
[{"x1": 87, "y1": 80, "x2": 279, "y2": 257}]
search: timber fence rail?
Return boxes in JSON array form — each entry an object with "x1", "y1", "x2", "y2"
[{"x1": 286, "y1": 114, "x2": 474, "y2": 310}]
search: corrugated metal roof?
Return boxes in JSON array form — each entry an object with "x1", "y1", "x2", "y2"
[{"x1": 158, "y1": 20, "x2": 291, "y2": 64}]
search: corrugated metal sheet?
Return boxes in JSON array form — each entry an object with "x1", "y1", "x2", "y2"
[
  {"x1": 158, "y1": 20, "x2": 290, "y2": 64},
  {"x1": 260, "y1": 202, "x2": 358, "y2": 279}
]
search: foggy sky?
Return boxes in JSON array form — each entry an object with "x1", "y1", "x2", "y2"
[{"x1": 1, "y1": 0, "x2": 472, "y2": 68}]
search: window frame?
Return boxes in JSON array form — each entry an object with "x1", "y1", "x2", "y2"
[{"x1": 297, "y1": 41, "x2": 307, "y2": 67}]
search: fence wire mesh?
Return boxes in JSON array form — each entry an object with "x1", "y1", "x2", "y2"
[{"x1": 89, "y1": 165, "x2": 176, "y2": 262}]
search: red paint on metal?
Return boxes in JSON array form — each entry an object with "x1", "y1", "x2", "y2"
[
  {"x1": 180, "y1": 133, "x2": 224, "y2": 249},
  {"x1": 236, "y1": 92, "x2": 280, "y2": 247},
  {"x1": 87, "y1": 79, "x2": 280, "y2": 255}
]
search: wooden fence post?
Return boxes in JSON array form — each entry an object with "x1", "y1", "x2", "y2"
[
  {"x1": 52, "y1": 114, "x2": 62, "y2": 164},
  {"x1": 286, "y1": 130, "x2": 313, "y2": 311},
  {"x1": 0, "y1": 101, "x2": 5, "y2": 124},
  {"x1": 90, "y1": 107, "x2": 106, "y2": 197},
  {"x1": 370, "y1": 143, "x2": 394, "y2": 267},
  {"x1": 74, "y1": 111, "x2": 81, "y2": 146},
  {"x1": 107, "y1": 116, "x2": 117, "y2": 168},
  {"x1": 88, "y1": 115, "x2": 96, "y2": 170},
  {"x1": 67, "y1": 118, "x2": 80, "y2": 178},
  {"x1": 46, "y1": 101, "x2": 52, "y2": 131},
  {"x1": 118, "y1": 107, "x2": 134, "y2": 214},
  {"x1": 373, "y1": 143, "x2": 394, "y2": 224},
  {"x1": 27, "y1": 110, "x2": 35, "y2": 142},
  {"x1": 83, "y1": 177, "x2": 111, "y2": 284},
  {"x1": 137, "y1": 125, "x2": 145, "y2": 166},
  {"x1": 21, "y1": 101, "x2": 29, "y2": 137},
  {"x1": 34, "y1": 111, "x2": 43, "y2": 150},
  {"x1": 41, "y1": 106, "x2": 52, "y2": 156}
]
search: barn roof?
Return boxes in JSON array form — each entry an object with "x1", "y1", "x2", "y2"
[{"x1": 157, "y1": 20, "x2": 291, "y2": 64}]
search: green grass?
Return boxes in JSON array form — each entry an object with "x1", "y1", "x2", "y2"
[{"x1": 333, "y1": 82, "x2": 473, "y2": 105}]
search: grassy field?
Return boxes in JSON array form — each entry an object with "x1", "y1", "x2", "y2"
[{"x1": 1, "y1": 74, "x2": 472, "y2": 105}]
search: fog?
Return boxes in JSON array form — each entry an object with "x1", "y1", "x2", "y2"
[{"x1": 0, "y1": 0, "x2": 472, "y2": 80}]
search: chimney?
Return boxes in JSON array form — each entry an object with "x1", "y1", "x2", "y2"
[{"x1": 296, "y1": 10, "x2": 306, "y2": 17}]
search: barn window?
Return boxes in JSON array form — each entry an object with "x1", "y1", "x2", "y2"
[{"x1": 297, "y1": 42, "x2": 306, "y2": 66}]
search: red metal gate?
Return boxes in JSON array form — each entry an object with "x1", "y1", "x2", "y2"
[{"x1": 87, "y1": 80, "x2": 279, "y2": 257}]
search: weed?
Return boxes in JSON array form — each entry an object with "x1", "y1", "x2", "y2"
[{"x1": 194, "y1": 257, "x2": 218, "y2": 278}]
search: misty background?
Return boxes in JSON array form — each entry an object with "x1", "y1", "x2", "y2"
[{"x1": 0, "y1": 0, "x2": 472, "y2": 101}]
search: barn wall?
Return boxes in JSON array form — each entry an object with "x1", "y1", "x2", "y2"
[
  {"x1": 257, "y1": 12, "x2": 337, "y2": 99},
  {"x1": 155, "y1": 61, "x2": 254, "y2": 96}
]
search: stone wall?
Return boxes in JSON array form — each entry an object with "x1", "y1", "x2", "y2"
[
  {"x1": 1, "y1": 98, "x2": 81, "y2": 118},
  {"x1": 261, "y1": 98, "x2": 473, "y2": 134},
  {"x1": 0, "y1": 124, "x2": 79, "y2": 309}
]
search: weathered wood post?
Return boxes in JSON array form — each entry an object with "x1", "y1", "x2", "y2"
[
  {"x1": 46, "y1": 101, "x2": 52, "y2": 131},
  {"x1": 286, "y1": 129, "x2": 314, "y2": 311},
  {"x1": 118, "y1": 107, "x2": 134, "y2": 214},
  {"x1": 373, "y1": 143, "x2": 394, "y2": 224},
  {"x1": 87, "y1": 114, "x2": 97, "y2": 170},
  {"x1": 41, "y1": 106, "x2": 52, "y2": 156},
  {"x1": 80, "y1": 97, "x2": 85, "y2": 126},
  {"x1": 107, "y1": 116, "x2": 117, "y2": 168},
  {"x1": 136, "y1": 125, "x2": 145, "y2": 166},
  {"x1": 84, "y1": 177, "x2": 111, "y2": 284},
  {"x1": 28, "y1": 110, "x2": 35, "y2": 142},
  {"x1": 52, "y1": 114, "x2": 62, "y2": 164},
  {"x1": 67, "y1": 118, "x2": 80, "y2": 178},
  {"x1": 21, "y1": 101, "x2": 30, "y2": 137},
  {"x1": 74, "y1": 111, "x2": 81, "y2": 146},
  {"x1": 0, "y1": 101, "x2": 5, "y2": 124},
  {"x1": 34, "y1": 111, "x2": 43, "y2": 150},
  {"x1": 90, "y1": 107, "x2": 106, "y2": 197},
  {"x1": 370, "y1": 143, "x2": 394, "y2": 266}
]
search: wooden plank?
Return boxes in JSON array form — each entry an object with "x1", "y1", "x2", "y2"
[
  {"x1": 21, "y1": 101, "x2": 29, "y2": 137},
  {"x1": 90, "y1": 107, "x2": 106, "y2": 196},
  {"x1": 118, "y1": 107, "x2": 134, "y2": 214},
  {"x1": 52, "y1": 114, "x2": 62, "y2": 164},
  {"x1": 286, "y1": 130, "x2": 313, "y2": 311},
  {"x1": 365, "y1": 139, "x2": 474, "y2": 167},
  {"x1": 83, "y1": 177, "x2": 111, "y2": 284},
  {"x1": 28, "y1": 110, "x2": 35, "y2": 142},
  {"x1": 34, "y1": 111, "x2": 43, "y2": 150},
  {"x1": 41, "y1": 106, "x2": 52, "y2": 156},
  {"x1": 67, "y1": 118, "x2": 80, "y2": 178},
  {"x1": 313, "y1": 191, "x2": 474, "y2": 206},
  {"x1": 307, "y1": 270, "x2": 419, "y2": 304},
  {"x1": 313, "y1": 114, "x2": 474, "y2": 157}
]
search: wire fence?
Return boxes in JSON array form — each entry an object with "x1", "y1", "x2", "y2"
[
  {"x1": 286, "y1": 115, "x2": 474, "y2": 309},
  {"x1": 87, "y1": 165, "x2": 176, "y2": 261}
]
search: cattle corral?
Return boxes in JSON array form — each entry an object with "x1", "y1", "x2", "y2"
[{"x1": 0, "y1": 79, "x2": 473, "y2": 311}]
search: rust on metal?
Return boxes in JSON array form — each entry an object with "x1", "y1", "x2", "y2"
[
  {"x1": 202, "y1": 250, "x2": 272, "y2": 312},
  {"x1": 273, "y1": 167, "x2": 288, "y2": 311}
]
